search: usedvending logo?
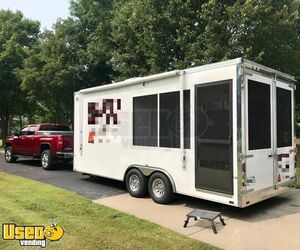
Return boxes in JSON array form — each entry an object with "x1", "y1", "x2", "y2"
[{"x1": 2, "y1": 222, "x2": 64, "y2": 248}]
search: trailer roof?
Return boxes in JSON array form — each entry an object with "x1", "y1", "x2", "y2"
[{"x1": 78, "y1": 58, "x2": 296, "y2": 94}]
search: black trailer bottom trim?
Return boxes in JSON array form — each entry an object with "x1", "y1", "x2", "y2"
[{"x1": 183, "y1": 209, "x2": 226, "y2": 234}]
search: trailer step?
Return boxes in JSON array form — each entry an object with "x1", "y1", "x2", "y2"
[{"x1": 183, "y1": 209, "x2": 226, "y2": 234}]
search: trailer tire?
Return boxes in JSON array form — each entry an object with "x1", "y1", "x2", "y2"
[
  {"x1": 125, "y1": 169, "x2": 148, "y2": 197},
  {"x1": 4, "y1": 146, "x2": 17, "y2": 163},
  {"x1": 41, "y1": 150, "x2": 53, "y2": 170},
  {"x1": 149, "y1": 172, "x2": 174, "y2": 204}
]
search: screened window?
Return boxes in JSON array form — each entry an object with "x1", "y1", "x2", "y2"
[
  {"x1": 160, "y1": 92, "x2": 180, "y2": 148},
  {"x1": 28, "y1": 126, "x2": 37, "y2": 135},
  {"x1": 197, "y1": 83, "x2": 230, "y2": 140},
  {"x1": 133, "y1": 94, "x2": 158, "y2": 146},
  {"x1": 184, "y1": 90, "x2": 190, "y2": 149},
  {"x1": 277, "y1": 88, "x2": 292, "y2": 147},
  {"x1": 248, "y1": 80, "x2": 271, "y2": 150}
]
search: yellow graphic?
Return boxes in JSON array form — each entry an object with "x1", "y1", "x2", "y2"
[
  {"x1": 2, "y1": 222, "x2": 64, "y2": 248},
  {"x1": 44, "y1": 223, "x2": 64, "y2": 241}
]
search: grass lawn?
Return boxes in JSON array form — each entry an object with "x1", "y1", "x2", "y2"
[{"x1": 0, "y1": 172, "x2": 216, "y2": 250}]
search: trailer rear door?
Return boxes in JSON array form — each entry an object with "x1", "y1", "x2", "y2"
[
  {"x1": 275, "y1": 80, "x2": 295, "y2": 185},
  {"x1": 245, "y1": 74, "x2": 295, "y2": 192}
]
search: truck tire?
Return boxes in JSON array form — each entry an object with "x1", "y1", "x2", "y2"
[
  {"x1": 41, "y1": 150, "x2": 53, "y2": 170},
  {"x1": 148, "y1": 172, "x2": 174, "y2": 204},
  {"x1": 125, "y1": 169, "x2": 148, "y2": 197},
  {"x1": 4, "y1": 146, "x2": 17, "y2": 163}
]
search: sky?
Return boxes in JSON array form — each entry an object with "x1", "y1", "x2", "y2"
[{"x1": 0, "y1": 0, "x2": 70, "y2": 30}]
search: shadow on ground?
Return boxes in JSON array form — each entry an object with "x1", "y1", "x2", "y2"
[
  {"x1": 81, "y1": 175, "x2": 126, "y2": 191},
  {"x1": 171, "y1": 190, "x2": 300, "y2": 223}
]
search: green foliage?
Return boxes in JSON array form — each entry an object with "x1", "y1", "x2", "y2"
[
  {"x1": 19, "y1": 0, "x2": 117, "y2": 123},
  {"x1": 109, "y1": 0, "x2": 300, "y2": 80},
  {"x1": 200, "y1": 0, "x2": 300, "y2": 74},
  {"x1": 0, "y1": 10, "x2": 39, "y2": 142},
  {"x1": 19, "y1": 19, "x2": 86, "y2": 123},
  {"x1": 110, "y1": 0, "x2": 206, "y2": 79}
]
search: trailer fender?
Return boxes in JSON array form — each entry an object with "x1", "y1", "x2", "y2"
[{"x1": 124, "y1": 165, "x2": 176, "y2": 193}]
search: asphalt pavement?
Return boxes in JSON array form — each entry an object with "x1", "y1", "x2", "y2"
[{"x1": 0, "y1": 153, "x2": 126, "y2": 200}]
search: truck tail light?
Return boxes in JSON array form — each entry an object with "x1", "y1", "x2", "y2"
[{"x1": 57, "y1": 136, "x2": 63, "y2": 148}]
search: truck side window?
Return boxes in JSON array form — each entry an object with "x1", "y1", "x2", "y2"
[
  {"x1": 133, "y1": 94, "x2": 158, "y2": 147},
  {"x1": 28, "y1": 126, "x2": 37, "y2": 135},
  {"x1": 20, "y1": 127, "x2": 29, "y2": 136}
]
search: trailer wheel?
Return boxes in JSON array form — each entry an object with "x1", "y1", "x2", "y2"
[
  {"x1": 149, "y1": 172, "x2": 174, "y2": 204},
  {"x1": 41, "y1": 150, "x2": 53, "y2": 170},
  {"x1": 125, "y1": 169, "x2": 148, "y2": 197},
  {"x1": 4, "y1": 146, "x2": 17, "y2": 163}
]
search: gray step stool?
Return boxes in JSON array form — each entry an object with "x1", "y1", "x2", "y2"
[{"x1": 183, "y1": 209, "x2": 226, "y2": 234}]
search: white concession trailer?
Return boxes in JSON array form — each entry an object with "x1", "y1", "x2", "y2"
[{"x1": 74, "y1": 58, "x2": 297, "y2": 207}]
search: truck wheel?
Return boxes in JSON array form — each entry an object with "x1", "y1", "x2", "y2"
[
  {"x1": 149, "y1": 172, "x2": 174, "y2": 204},
  {"x1": 41, "y1": 150, "x2": 53, "y2": 170},
  {"x1": 4, "y1": 146, "x2": 17, "y2": 163},
  {"x1": 125, "y1": 169, "x2": 148, "y2": 197}
]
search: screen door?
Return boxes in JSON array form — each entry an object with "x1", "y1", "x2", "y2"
[{"x1": 195, "y1": 80, "x2": 233, "y2": 194}]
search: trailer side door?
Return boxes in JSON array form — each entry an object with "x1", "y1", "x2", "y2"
[{"x1": 195, "y1": 80, "x2": 233, "y2": 195}]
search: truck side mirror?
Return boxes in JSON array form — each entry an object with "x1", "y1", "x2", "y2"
[{"x1": 13, "y1": 132, "x2": 19, "y2": 137}]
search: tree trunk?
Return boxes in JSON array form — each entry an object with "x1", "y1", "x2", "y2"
[
  {"x1": 19, "y1": 115, "x2": 23, "y2": 129},
  {"x1": 1, "y1": 113, "x2": 9, "y2": 147}
]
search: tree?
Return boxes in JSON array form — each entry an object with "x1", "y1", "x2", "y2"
[
  {"x1": 200, "y1": 0, "x2": 300, "y2": 74},
  {"x1": 110, "y1": 0, "x2": 207, "y2": 80},
  {"x1": 0, "y1": 10, "x2": 39, "y2": 144},
  {"x1": 19, "y1": 1, "x2": 120, "y2": 124},
  {"x1": 109, "y1": 0, "x2": 300, "y2": 80},
  {"x1": 14, "y1": 0, "x2": 300, "y2": 131},
  {"x1": 19, "y1": 19, "x2": 85, "y2": 124},
  {"x1": 69, "y1": 0, "x2": 116, "y2": 84}
]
